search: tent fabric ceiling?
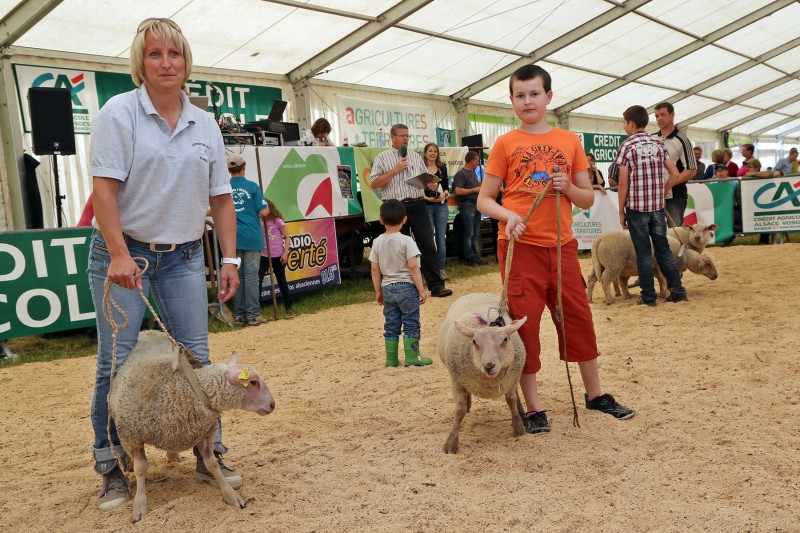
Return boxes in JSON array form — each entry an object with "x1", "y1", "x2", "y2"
[{"x1": 2, "y1": 0, "x2": 799, "y2": 139}]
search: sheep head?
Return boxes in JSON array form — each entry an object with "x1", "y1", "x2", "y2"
[
  {"x1": 453, "y1": 316, "x2": 527, "y2": 378},
  {"x1": 683, "y1": 223, "x2": 718, "y2": 248},
  {"x1": 689, "y1": 253, "x2": 718, "y2": 280},
  {"x1": 225, "y1": 352, "x2": 275, "y2": 415}
]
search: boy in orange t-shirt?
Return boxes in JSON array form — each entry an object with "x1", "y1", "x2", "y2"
[{"x1": 477, "y1": 64, "x2": 635, "y2": 434}]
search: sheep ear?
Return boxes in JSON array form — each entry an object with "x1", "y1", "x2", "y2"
[
  {"x1": 229, "y1": 351, "x2": 240, "y2": 366},
  {"x1": 709, "y1": 223, "x2": 718, "y2": 231},
  {"x1": 454, "y1": 321, "x2": 476, "y2": 339},
  {"x1": 502, "y1": 316, "x2": 527, "y2": 335}
]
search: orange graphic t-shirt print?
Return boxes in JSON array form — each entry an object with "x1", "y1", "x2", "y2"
[
  {"x1": 513, "y1": 143, "x2": 570, "y2": 189},
  {"x1": 486, "y1": 128, "x2": 589, "y2": 247}
]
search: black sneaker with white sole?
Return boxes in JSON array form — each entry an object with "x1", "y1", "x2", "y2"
[
  {"x1": 585, "y1": 393, "x2": 635, "y2": 420},
  {"x1": 523, "y1": 410, "x2": 551, "y2": 434}
]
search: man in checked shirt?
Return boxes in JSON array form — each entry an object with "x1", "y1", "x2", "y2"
[
  {"x1": 370, "y1": 124, "x2": 452, "y2": 298},
  {"x1": 615, "y1": 105, "x2": 687, "y2": 307}
]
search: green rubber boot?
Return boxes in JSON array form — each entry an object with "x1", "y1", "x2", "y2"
[
  {"x1": 403, "y1": 337, "x2": 432, "y2": 367},
  {"x1": 385, "y1": 338, "x2": 399, "y2": 367}
]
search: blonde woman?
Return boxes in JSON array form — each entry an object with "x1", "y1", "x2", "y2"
[{"x1": 87, "y1": 18, "x2": 241, "y2": 512}]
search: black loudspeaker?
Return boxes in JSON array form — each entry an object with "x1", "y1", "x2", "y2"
[{"x1": 28, "y1": 87, "x2": 76, "y2": 155}]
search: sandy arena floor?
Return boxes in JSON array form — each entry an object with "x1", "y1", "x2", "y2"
[{"x1": 1, "y1": 244, "x2": 798, "y2": 532}]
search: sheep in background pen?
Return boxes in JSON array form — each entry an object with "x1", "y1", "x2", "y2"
[
  {"x1": 604, "y1": 223, "x2": 718, "y2": 299},
  {"x1": 587, "y1": 231, "x2": 717, "y2": 305},
  {"x1": 109, "y1": 331, "x2": 275, "y2": 523},
  {"x1": 438, "y1": 293, "x2": 527, "y2": 454},
  {"x1": 670, "y1": 223, "x2": 718, "y2": 253}
]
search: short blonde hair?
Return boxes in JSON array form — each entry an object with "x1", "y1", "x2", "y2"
[{"x1": 130, "y1": 18, "x2": 193, "y2": 88}]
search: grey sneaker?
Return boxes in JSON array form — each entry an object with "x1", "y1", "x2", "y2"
[
  {"x1": 234, "y1": 316, "x2": 245, "y2": 325},
  {"x1": 248, "y1": 316, "x2": 266, "y2": 326},
  {"x1": 194, "y1": 453, "x2": 243, "y2": 489},
  {"x1": 98, "y1": 466, "x2": 130, "y2": 512}
]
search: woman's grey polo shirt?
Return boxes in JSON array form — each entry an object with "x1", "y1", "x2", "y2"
[{"x1": 89, "y1": 85, "x2": 231, "y2": 244}]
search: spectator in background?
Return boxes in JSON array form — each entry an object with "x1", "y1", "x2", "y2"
[
  {"x1": 737, "y1": 144, "x2": 759, "y2": 177},
  {"x1": 615, "y1": 105, "x2": 685, "y2": 307},
  {"x1": 586, "y1": 153, "x2": 606, "y2": 194},
  {"x1": 228, "y1": 152, "x2": 268, "y2": 326},
  {"x1": 723, "y1": 148, "x2": 739, "y2": 177},
  {"x1": 607, "y1": 162, "x2": 620, "y2": 188},
  {"x1": 652, "y1": 102, "x2": 696, "y2": 227},
  {"x1": 369, "y1": 199, "x2": 430, "y2": 367},
  {"x1": 454, "y1": 151, "x2": 485, "y2": 266},
  {"x1": 259, "y1": 199, "x2": 294, "y2": 313},
  {"x1": 303, "y1": 118, "x2": 335, "y2": 146},
  {"x1": 421, "y1": 142, "x2": 449, "y2": 279},
  {"x1": 745, "y1": 147, "x2": 797, "y2": 178},
  {"x1": 369, "y1": 124, "x2": 451, "y2": 298},
  {"x1": 693, "y1": 147, "x2": 706, "y2": 180},
  {"x1": 702, "y1": 149, "x2": 725, "y2": 180},
  {"x1": 77, "y1": 194, "x2": 94, "y2": 227},
  {"x1": 713, "y1": 164, "x2": 729, "y2": 179}
]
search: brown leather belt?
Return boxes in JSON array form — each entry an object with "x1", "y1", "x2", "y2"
[{"x1": 401, "y1": 197, "x2": 423, "y2": 203}]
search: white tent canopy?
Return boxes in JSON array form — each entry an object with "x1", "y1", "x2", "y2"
[
  {"x1": 1, "y1": 0, "x2": 798, "y2": 229},
  {"x1": 4, "y1": 0, "x2": 799, "y2": 137}
]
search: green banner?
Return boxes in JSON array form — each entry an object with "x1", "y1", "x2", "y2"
[
  {"x1": 353, "y1": 147, "x2": 389, "y2": 222},
  {"x1": 0, "y1": 228, "x2": 95, "y2": 338},
  {"x1": 685, "y1": 180, "x2": 736, "y2": 242},
  {"x1": 579, "y1": 132, "x2": 627, "y2": 163},
  {"x1": 260, "y1": 146, "x2": 361, "y2": 222},
  {"x1": 436, "y1": 128, "x2": 456, "y2": 147},
  {"x1": 14, "y1": 63, "x2": 282, "y2": 134}
]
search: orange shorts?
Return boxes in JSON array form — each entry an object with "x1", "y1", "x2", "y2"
[{"x1": 497, "y1": 238, "x2": 600, "y2": 374}]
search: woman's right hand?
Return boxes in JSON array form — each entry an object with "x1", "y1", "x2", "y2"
[{"x1": 107, "y1": 253, "x2": 142, "y2": 290}]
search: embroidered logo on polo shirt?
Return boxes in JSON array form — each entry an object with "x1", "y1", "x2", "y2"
[{"x1": 193, "y1": 142, "x2": 210, "y2": 162}]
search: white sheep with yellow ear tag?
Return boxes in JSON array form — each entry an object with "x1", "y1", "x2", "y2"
[{"x1": 109, "y1": 331, "x2": 275, "y2": 523}]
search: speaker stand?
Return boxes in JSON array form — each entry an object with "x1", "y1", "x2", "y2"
[{"x1": 52, "y1": 152, "x2": 66, "y2": 228}]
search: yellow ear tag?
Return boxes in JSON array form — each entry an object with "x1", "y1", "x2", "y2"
[{"x1": 238, "y1": 367, "x2": 250, "y2": 387}]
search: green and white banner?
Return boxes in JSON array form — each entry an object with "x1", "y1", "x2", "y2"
[
  {"x1": 572, "y1": 180, "x2": 736, "y2": 249},
  {"x1": 13, "y1": 64, "x2": 282, "y2": 134},
  {"x1": 685, "y1": 180, "x2": 736, "y2": 242},
  {"x1": 257, "y1": 146, "x2": 360, "y2": 222},
  {"x1": 577, "y1": 132, "x2": 627, "y2": 163},
  {"x1": 0, "y1": 228, "x2": 95, "y2": 338},
  {"x1": 571, "y1": 192, "x2": 620, "y2": 249},
  {"x1": 337, "y1": 95, "x2": 434, "y2": 148},
  {"x1": 436, "y1": 128, "x2": 456, "y2": 147},
  {"x1": 740, "y1": 176, "x2": 800, "y2": 233}
]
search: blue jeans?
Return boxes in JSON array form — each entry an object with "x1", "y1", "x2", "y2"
[
  {"x1": 427, "y1": 201, "x2": 449, "y2": 269},
  {"x1": 625, "y1": 209, "x2": 686, "y2": 303},
  {"x1": 459, "y1": 201, "x2": 481, "y2": 263},
  {"x1": 232, "y1": 249, "x2": 262, "y2": 319},
  {"x1": 87, "y1": 232, "x2": 225, "y2": 470},
  {"x1": 382, "y1": 282, "x2": 421, "y2": 339}
]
